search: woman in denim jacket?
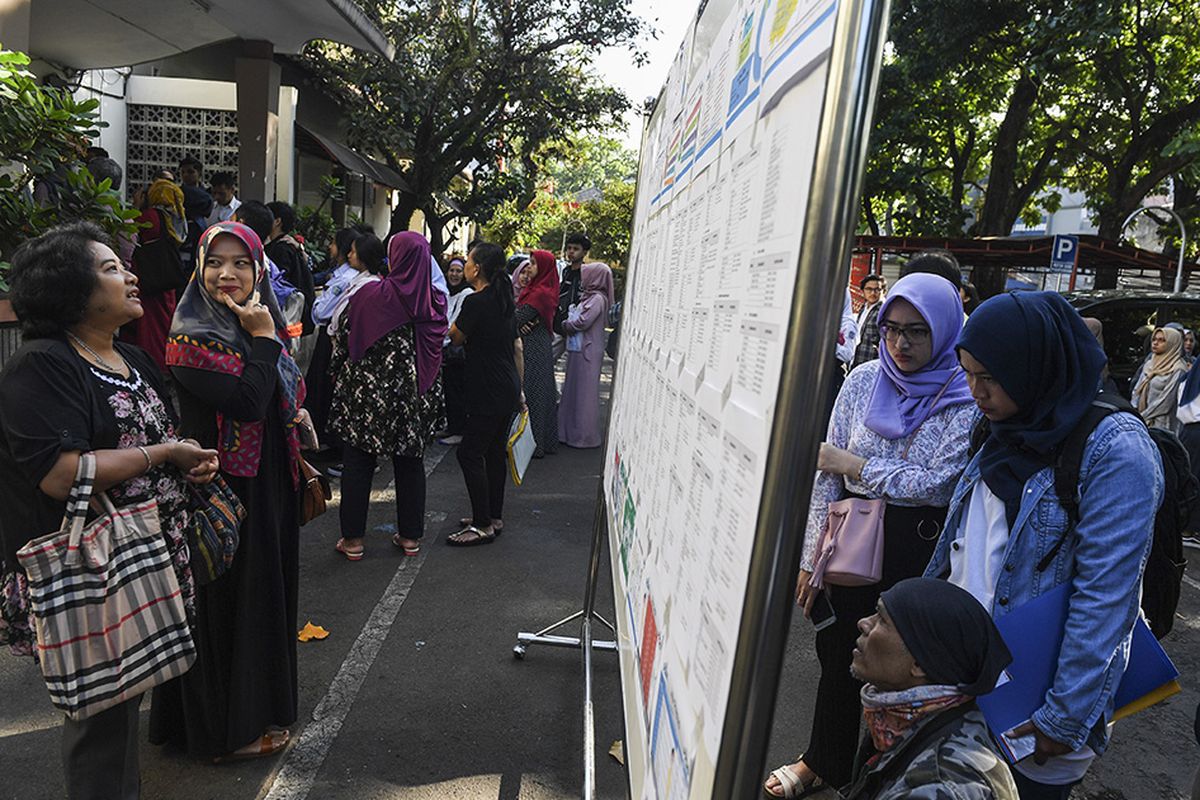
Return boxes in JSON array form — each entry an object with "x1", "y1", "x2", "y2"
[{"x1": 926, "y1": 291, "x2": 1164, "y2": 800}]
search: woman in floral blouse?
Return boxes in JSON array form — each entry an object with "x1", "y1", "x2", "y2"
[
  {"x1": 765, "y1": 273, "x2": 978, "y2": 798},
  {"x1": 0, "y1": 222, "x2": 218, "y2": 799},
  {"x1": 328, "y1": 232, "x2": 447, "y2": 560}
]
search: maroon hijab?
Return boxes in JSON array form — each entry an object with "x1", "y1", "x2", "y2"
[{"x1": 347, "y1": 231, "x2": 448, "y2": 394}]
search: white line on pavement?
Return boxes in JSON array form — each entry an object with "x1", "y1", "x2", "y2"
[
  {"x1": 1183, "y1": 573, "x2": 1200, "y2": 594},
  {"x1": 259, "y1": 446, "x2": 450, "y2": 800}
]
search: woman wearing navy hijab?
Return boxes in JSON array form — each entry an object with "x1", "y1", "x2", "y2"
[{"x1": 926, "y1": 291, "x2": 1163, "y2": 799}]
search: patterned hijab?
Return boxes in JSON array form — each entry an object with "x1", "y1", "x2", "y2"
[
  {"x1": 147, "y1": 179, "x2": 187, "y2": 245},
  {"x1": 166, "y1": 221, "x2": 305, "y2": 484}
]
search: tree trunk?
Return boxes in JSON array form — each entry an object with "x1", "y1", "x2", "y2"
[
  {"x1": 389, "y1": 192, "x2": 421, "y2": 239},
  {"x1": 423, "y1": 205, "x2": 448, "y2": 263},
  {"x1": 972, "y1": 74, "x2": 1039, "y2": 299}
]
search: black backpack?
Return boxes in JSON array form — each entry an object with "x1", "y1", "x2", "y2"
[{"x1": 969, "y1": 392, "x2": 1198, "y2": 639}]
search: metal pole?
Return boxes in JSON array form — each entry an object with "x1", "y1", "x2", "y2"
[
  {"x1": 709, "y1": 0, "x2": 894, "y2": 795},
  {"x1": 1121, "y1": 205, "x2": 1189, "y2": 293},
  {"x1": 581, "y1": 484, "x2": 608, "y2": 800}
]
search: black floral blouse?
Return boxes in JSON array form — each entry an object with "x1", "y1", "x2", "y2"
[
  {"x1": 329, "y1": 320, "x2": 446, "y2": 457},
  {"x1": 1, "y1": 361, "x2": 195, "y2": 656}
]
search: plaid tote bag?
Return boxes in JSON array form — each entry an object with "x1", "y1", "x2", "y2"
[{"x1": 16, "y1": 452, "x2": 196, "y2": 720}]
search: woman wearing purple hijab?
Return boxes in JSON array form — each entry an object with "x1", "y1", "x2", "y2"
[
  {"x1": 326, "y1": 232, "x2": 447, "y2": 560},
  {"x1": 764, "y1": 273, "x2": 977, "y2": 798}
]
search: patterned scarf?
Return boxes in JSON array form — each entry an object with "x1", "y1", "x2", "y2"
[
  {"x1": 860, "y1": 684, "x2": 971, "y2": 755},
  {"x1": 166, "y1": 222, "x2": 305, "y2": 486}
]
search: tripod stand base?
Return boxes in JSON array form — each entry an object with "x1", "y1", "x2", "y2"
[{"x1": 513, "y1": 607, "x2": 618, "y2": 659}]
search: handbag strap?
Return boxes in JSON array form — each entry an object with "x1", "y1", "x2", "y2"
[
  {"x1": 62, "y1": 453, "x2": 97, "y2": 565},
  {"x1": 899, "y1": 369, "x2": 961, "y2": 460}
]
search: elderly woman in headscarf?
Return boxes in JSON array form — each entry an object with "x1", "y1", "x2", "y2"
[
  {"x1": 1133, "y1": 326, "x2": 1189, "y2": 431},
  {"x1": 836, "y1": 578, "x2": 1017, "y2": 800},
  {"x1": 150, "y1": 221, "x2": 305, "y2": 763},
  {"x1": 768, "y1": 274, "x2": 978, "y2": 798},
  {"x1": 327, "y1": 232, "x2": 447, "y2": 560},
  {"x1": 928, "y1": 291, "x2": 1162, "y2": 798},
  {"x1": 558, "y1": 262, "x2": 614, "y2": 449},
  {"x1": 120, "y1": 178, "x2": 190, "y2": 373}
]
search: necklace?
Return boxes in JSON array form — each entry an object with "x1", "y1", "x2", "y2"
[{"x1": 67, "y1": 332, "x2": 124, "y2": 373}]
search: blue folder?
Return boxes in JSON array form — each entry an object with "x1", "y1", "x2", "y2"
[{"x1": 976, "y1": 582, "x2": 1180, "y2": 763}]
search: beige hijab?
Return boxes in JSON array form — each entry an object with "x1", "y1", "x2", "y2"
[{"x1": 1136, "y1": 327, "x2": 1188, "y2": 408}]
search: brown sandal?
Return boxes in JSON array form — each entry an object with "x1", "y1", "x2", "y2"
[{"x1": 214, "y1": 729, "x2": 289, "y2": 763}]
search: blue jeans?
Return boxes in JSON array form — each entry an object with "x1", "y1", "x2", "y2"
[{"x1": 1013, "y1": 771, "x2": 1079, "y2": 800}]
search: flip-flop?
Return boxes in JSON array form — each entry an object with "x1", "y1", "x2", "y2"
[
  {"x1": 446, "y1": 525, "x2": 496, "y2": 547},
  {"x1": 392, "y1": 533, "x2": 421, "y2": 556},
  {"x1": 335, "y1": 538, "x2": 364, "y2": 561},
  {"x1": 214, "y1": 729, "x2": 289, "y2": 763},
  {"x1": 459, "y1": 516, "x2": 503, "y2": 533}
]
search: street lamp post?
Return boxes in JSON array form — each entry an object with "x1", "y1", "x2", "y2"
[{"x1": 1121, "y1": 205, "x2": 1188, "y2": 294}]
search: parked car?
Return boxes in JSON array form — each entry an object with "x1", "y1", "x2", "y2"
[{"x1": 1065, "y1": 289, "x2": 1200, "y2": 395}]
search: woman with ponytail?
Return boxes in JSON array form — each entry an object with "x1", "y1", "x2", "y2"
[{"x1": 446, "y1": 242, "x2": 523, "y2": 546}]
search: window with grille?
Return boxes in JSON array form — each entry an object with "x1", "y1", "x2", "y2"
[{"x1": 125, "y1": 104, "x2": 240, "y2": 193}]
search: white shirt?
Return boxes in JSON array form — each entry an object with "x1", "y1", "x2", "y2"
[
  {"x1": 836, "y1": 289, "x2": 858, "y2": 364},
  {"x1": 948, "y1": 482, "x2": 1010, "y2": 613},
  {"x1": 950, "y1": 482, "x2": 1095, "y2": 785},
  {"x1": 207, "y1": 196, "x2": 241, "y2": 226}
]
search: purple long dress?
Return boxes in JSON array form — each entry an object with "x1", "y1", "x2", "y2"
[{"x1": 558, "y1": 264, "x2": 613, "y2": 448}]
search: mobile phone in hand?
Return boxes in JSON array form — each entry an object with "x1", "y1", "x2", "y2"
[{"x1": 810, "y1": 590, "x2": 836, "y2": 632}]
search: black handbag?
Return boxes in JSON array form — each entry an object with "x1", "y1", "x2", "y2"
[{"x1": 132, "y1": 213, "x2": 189, "y2": 294}]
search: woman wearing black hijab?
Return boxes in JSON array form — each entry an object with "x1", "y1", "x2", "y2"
[{"x1": 925, "y1": 291, "x2": 1163, "y2": 799}]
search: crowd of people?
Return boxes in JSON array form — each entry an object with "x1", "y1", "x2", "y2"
[
  {"x1": 1, "y1": 150, "x2": 1193, "y2": 800},
  {"x1": 767, "y1": 250, "x2": 1192, "y2": 800},
  {"x1": 0, "y1": 154, "x2": 616, "y2": 797}
]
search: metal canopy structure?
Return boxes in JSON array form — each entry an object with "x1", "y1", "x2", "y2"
[
  {"x1": 854, "y1": 233, "x2": 1200, "y2": 274},
  {"x1": 295, "y1": 123, "x2": 410, "y2": 191},
  {"x1": 28, "y1": 0, "x2": 393, "y2": 70}
]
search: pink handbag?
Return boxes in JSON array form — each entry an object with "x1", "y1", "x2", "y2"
[{"x1": 808, "y1": 497, "x2": 886, "y2": 589}]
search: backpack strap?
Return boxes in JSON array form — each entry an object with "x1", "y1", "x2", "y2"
[{"x1": 1037, "y1": 392, "x2": 1137, "y2": 572}]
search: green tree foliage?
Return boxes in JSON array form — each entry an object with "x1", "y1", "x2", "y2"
[
  {"x1": 0, "y1": 47, "x2": 141, "y2": 286},
  {"x1": 301, "y1": 0, "x2": 644, "y2": 260},
  {"x1": 480, "y1": 133, "x2": 636, "y2": 294},
  {"x1": 862, "y1": 0, "x2": 1200, "y2": 296}
]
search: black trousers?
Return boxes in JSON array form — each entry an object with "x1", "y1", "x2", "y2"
[
  {"x1": 339, "y1": 444, "x2": 426, "y2": 540},
  {"x1": 62, "y1": 693, "x2": 142, "y2": 800},
  {"x1": 457, "y1": 412, "x2": 512, "y2": 527},
  {"x1": 442, "y1": 357, "x2": 468, "y2": 435},
  {"x1": 804, "y1": 503, "x2": 946, "y2": 789}
]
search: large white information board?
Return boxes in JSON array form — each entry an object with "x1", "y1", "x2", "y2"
[{"x1": 602, "y1": 0, "x2": 842, "y2": 796}]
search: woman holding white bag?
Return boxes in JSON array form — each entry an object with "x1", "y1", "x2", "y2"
[
  {"x1": 764, "y1": 273, "x2": 977, "y2": 799},
  {"x1": 0, "y1": 223, "x2": 219, "y2": 800}
]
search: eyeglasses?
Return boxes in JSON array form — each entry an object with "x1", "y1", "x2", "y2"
[
  {"x1": 863, "y1": 286, "x2": 882, "y2": 294},
  {"x1": 880, "y1": 322, "x2": 931, "y2": 345}
]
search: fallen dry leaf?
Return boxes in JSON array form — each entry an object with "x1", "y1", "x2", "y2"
[{"x1": 298, "y1": 621, "x2": 330, "y2": 642}]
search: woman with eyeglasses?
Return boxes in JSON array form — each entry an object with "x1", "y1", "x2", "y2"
[{"x1": 765, "y1": 273, "x2": 978, "y2": 799}]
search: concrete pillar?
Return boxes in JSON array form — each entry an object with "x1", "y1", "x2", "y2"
[
  {"x1": 234, "y1": 40, "x2": 280, "y2": 203},
  {"x1": 0, "y1": 0, "x2": 32, "y2": 53}
]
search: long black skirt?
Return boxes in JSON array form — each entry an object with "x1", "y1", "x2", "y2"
[{"x1": 149, "y1": 403, "x2": 301, "y2": 759}]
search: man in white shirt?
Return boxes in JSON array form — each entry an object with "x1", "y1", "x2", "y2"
[{"x1": 206, "y1": 171, "x2": 241, "y2": 226}]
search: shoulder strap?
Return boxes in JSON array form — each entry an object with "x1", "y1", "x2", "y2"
[
  {"x1": 1038, "y1": 392, "x2": 1135, "y2": 572},
  {"x1": 901, "y1": 369, "x2": 963, "y2": 460}
]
